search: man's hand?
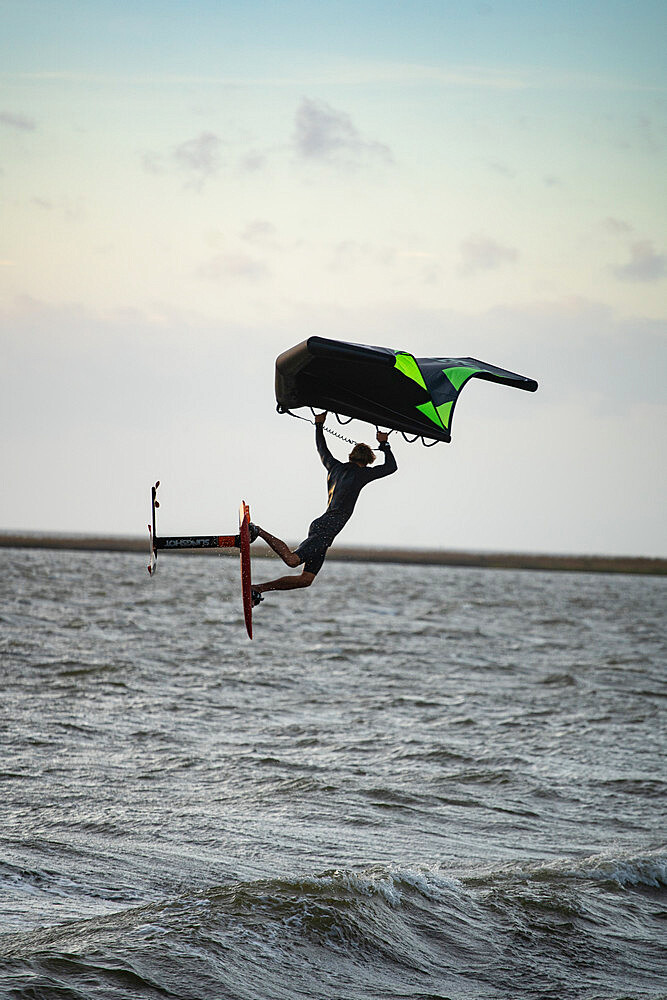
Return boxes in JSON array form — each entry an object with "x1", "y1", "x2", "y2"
[
  {"x1": 376, "y1": 431, "x2": 389, "y2": 444},
  {"x1": 315, "y1": 412, "x2": 327, "y2": 424}
]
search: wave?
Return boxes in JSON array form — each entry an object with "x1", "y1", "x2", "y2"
[
  {"x1": 2, "y1": 854, "x2": 665, "y2": 999},
  {"x1": 4, "y1": 851, "x2": 663, "y2": 950},
  {"x1": 460, "y1": 849, "x2": 667, "y2": 892}
]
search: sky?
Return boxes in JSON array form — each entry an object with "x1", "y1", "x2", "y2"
[{"x1": 1, "y1": 0, "x2": 666, "y2": 557}]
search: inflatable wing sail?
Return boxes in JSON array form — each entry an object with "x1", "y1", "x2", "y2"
[{"x1": 275, "y1": 337, "x2": 538, "y2": 443}]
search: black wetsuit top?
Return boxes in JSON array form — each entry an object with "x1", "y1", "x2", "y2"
[{"x1": 294, "y1": 424, "x2": 397, "y2": 574}]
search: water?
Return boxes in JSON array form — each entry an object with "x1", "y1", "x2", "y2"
[{"x1": 1, "y1": 548, "x2": 665, "y2": 1000}]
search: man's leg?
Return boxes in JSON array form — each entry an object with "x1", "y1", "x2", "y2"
[
  {"x1": 255, "y1": 527, "x2": 301, "y2": 568},
  {"x1": 254, "y1": 569, "x2": 316, "y2": 595}
]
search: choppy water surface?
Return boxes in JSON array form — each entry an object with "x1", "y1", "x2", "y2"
[{"x1": 1, "y1": 548, "x2": 665, "y2": 999}]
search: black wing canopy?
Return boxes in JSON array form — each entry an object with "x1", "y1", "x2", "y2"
[{"x1": 275, "y1": 336, "x2": 538, "y2": 443}]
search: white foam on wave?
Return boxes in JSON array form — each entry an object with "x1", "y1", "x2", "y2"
[
  {"x1": 317, "y1": 864, "x2": 464, "y2": 908},
  {"x1": 300, "y1": 869, "x2": 403, "y2": 907},
  {"x1": 388, "y1": 864, "x2": 463, "y2": 901},
  {"x1": 577, "y1": 850, "x2": 667, "y2": 889},
  {"x1": 481, "y1": 849, "x2": 667, "y2": 891}
]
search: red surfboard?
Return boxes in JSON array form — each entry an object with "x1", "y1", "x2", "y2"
[{"x1": 238, "y1": 501, "x2": 253, "y2": 639}]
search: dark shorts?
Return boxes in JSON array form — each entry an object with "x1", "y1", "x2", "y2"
[
  {"x1": 293, "y1": 534, "x2": 329, "y2": 576},
  {"x1": 293, "y1": 513, "x2": 347, "y2": 576}
]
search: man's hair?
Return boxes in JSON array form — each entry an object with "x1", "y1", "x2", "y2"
[{"x1": 349, "y1": 443, "x2": 375, "y2": 466}]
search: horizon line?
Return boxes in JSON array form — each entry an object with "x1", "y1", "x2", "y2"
[{"x1": 1, "y1": 531, "x2": 664, "y2": 576}]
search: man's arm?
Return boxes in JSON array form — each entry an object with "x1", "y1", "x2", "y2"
[
  {"x1": 368, "y1": 431, "x2": 397, "y2": 479},
  {"x1": 314, "y1": 412, "x2": 337, "y2": 471}
]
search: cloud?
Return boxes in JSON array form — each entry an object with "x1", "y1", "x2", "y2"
[
  {"x1": 618, "y1": 115, "x2": 661, "y2": 155},
  {"x1": 241, "y1": 220, "x2": 278, "y2": 245},
  {"x1": 601, "y1": 222, "x2": 665, "y2": 281},
  {"x1": 0, "y1": 111, "x2": 36, "y2": 131},
  {"x1": 143, "y1": 131, "x2": 223, "y2": 188},
  {"x1": 603, "y1": 217, "x2": 633, "y2": 235},
  {"x1": 237, "y1": 150, "x2": 267, "y2": 173},
  {"x1": 144, "y1": 104, "x2": 391, "y2": 181},
  {"x1": 612, "y1": 240, "x2": 666, "y2": 282},
  {"x1": 458, "y1": 235, "x2": 518, "y2": 275},
  {"x1": 197, "y1": 253, "x2": 268, "y2": 282},
  {"x1": 173, "y1": 131, "x2": 222, "y2": 186},
  {"x1": 486, "y1": 160, "x2": 516, "y2": 179},
  {"x1": 329, "y1": 240, "x2": 396, "y2": 272},
  {"x1": 292, "y1": 98, "x2": 393, "y2": 166},
  {"x1": 141, "y1": 151, "x2": 165, "y2": 175}
]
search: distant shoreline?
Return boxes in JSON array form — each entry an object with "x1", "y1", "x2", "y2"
[{"x1": 1, "y1": 532, "x2": 665, "y2": 576}]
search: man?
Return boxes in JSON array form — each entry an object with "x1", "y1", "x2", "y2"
[{"x1": 250, "y1": 412, "x2": 397, "y2": 604}]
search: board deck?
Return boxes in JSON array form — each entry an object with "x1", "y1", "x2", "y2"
[{"x1": 239, "y1": 501, "x2": 253, "y2": 640}]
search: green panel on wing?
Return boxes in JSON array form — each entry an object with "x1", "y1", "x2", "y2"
[
  {"x1": 437, "y1": 400, "x2": 454, "y2": 429},
  {"x1": 394, "y1": 351, "x2": 427, "y2": 390},
  {"x1": 443, "y1": 365, "x2": 485, "y2": 391},
  {"x1": 416, "y1": 400, "x2": 444, "y2": 428}
]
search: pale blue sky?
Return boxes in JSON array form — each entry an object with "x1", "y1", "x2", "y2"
[
  {"x1": 1, "y1": 0, "x2": 665, "y2": 556},
  {"x1": 3, "y1": 1, "x2": 665, "y2": 79}
]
